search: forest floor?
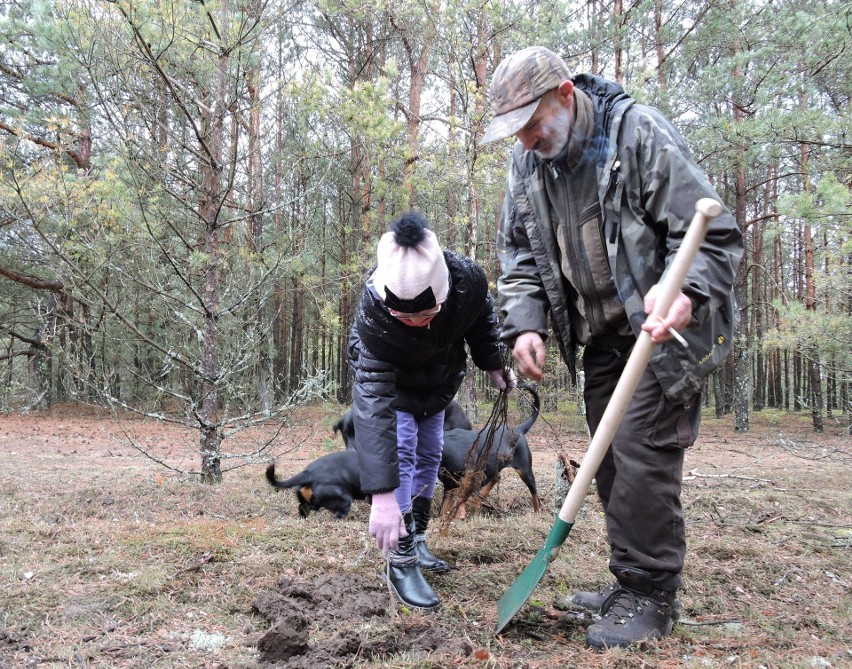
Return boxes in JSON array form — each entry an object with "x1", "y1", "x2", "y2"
[{"x1": 0, "y1": 399, "x2": 849, "y2": 668}]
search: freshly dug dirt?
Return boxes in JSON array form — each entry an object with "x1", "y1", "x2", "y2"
[{"x1": 251, "y1": 572, "x2": 472, "y2": 667}]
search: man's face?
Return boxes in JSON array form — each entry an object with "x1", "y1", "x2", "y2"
[{"x1": 515, "y1": 91, "x2": 571, "y2": 159}]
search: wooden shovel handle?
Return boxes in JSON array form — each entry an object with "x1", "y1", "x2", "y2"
[{"x1": 557, "y1": 199, "x2": 722, "y2": 524}]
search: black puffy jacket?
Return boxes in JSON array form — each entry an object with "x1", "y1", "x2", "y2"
[{"x1": 348, "y1": 250, "x2": 504, "y2": 494}]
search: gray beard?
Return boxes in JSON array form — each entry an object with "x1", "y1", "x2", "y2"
[{"x1": 537, "y1": 137, "x2": 570, "y2": 162}]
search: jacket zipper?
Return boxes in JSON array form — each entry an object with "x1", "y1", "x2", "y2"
[{"x1": 558, "y1": 166, "x2": 607, "y2": 337}]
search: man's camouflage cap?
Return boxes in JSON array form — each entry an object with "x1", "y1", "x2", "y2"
[{"x1": 481, "y1": 46, "x2": 572, "y2": 144}]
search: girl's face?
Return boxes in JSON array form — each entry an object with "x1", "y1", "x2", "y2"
[{"x1": 389, "y1": 304, "x2": 441, "y2": 327}]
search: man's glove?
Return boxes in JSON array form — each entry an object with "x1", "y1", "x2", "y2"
[
  {"x1": 488, "y1": 368, "x2": 518, "y2": 392},
  {"x1": 369, "y1": 492, "x2": 406, "y2": 555}
]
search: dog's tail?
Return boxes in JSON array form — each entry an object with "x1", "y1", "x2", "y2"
[
  {"x1": 265, "y1": 463, "x2": 309, "y2": 490},
  {"x1": 332, "y1": 410, "x2": 356, "y2": 450},
  {"x1": 517, "y1": 383, "x2": 541, "y2": 434}
]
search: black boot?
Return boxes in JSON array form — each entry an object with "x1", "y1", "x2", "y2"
[
  {"x1": 557, "y1": 581, "x2": 620, "y2": 612},
  {"x1": 586, "y1": 567, "x2": 677, "y2": 649},
  {"x1": 559, "y1": 580, "x2": 680, "y2": 620},
  {"x1": 385, "y1": 512, "x2": 441, "y2": 611},
  {"x1": 410, "y1": 497, "x2": 450, "y2": 573}
]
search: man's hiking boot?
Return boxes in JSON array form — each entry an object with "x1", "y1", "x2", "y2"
[
  {"x1": 585, "y1": 585, "x2": 676, "y2": 648},
  {"x1": 560, "y1": 581, "x2": 681, "y2": 620},
  {"x1": 585, "y1": 567, "x2": 677, "y2": 649}
]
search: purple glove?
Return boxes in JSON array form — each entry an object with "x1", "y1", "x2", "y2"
[
  {"x1": 369, "y1": 492, "x2": 406, "y2": 555},
  {"x1": 488, "y1": 368, "x2": 517, "y2": 392}
]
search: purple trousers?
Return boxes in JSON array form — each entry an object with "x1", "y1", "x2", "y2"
[{"x1": 393, "y1": 409, "x2": 445, "y2": 513}]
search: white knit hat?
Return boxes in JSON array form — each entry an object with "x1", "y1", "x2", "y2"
[{"x1": 372, "y1": 212, "x2": 449, "y2": 312}]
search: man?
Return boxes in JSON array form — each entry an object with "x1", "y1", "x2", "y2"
[{"x1": 482, "y1": 46, "x2": 743, "y2": 648}]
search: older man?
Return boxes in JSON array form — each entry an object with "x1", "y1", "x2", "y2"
[{"x1": 483, "y1": 46, "x2": 743, "y2": 648}]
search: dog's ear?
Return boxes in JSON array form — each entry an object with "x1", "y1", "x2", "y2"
[{"x1": 296, "y1": 487, "x2": 315, "y2": 519}]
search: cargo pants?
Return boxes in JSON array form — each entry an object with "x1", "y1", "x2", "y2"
[{"x1": 583, "y1": 339, "x2": 702, "y2": 592}]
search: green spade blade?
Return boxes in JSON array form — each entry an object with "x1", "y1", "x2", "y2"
[{"x1": 496, "y1": 517, "x2": 573, "y2": 633}]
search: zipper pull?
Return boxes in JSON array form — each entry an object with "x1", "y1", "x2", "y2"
[{"x1": 608, "y1": 219, "x2": 618, "y2": 244}]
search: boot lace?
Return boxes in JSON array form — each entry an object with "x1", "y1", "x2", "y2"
[{"x1": 600, "y1": 588, "x2": 645, "y2": 624}]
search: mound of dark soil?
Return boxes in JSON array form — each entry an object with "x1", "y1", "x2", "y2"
[{"x1": 252, "y1": 572, "x2": 472, "y2": 667}]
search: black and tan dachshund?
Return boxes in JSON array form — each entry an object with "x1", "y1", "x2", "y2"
[
  {"x1": 438, "y1": 384, "x2": 541, "y2": 517},
  {"x1": 265, "y1": 451, "x2": 365, "y2": 519}
]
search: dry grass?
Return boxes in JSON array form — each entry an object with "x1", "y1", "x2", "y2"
[{"x1": 0, "y1": 404, "x2": 849, "y2": 668}]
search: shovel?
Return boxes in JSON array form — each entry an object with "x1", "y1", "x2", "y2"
[{"x1": 495, "y1": 198, "x2": 723, "y2": 634}]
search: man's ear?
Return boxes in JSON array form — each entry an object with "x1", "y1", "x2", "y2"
[{"x1": 557, "y1": 79, "x2": 574, "y2": 102}]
